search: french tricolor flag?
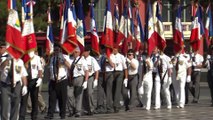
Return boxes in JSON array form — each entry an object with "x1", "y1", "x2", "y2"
[
  {"x1": 90, "y1": 3, "x2": 100, "y2": 55},
  {"x1": 113, "y1": 4, "x2": 119, "y2": 43},
  {"x1": 6, "y1": 0, "x2": 25, "y2": 59},
  {"x1": 205, "y1": 4, "x2": 213, "y2": 47},
  {"x1": 173, "y1": 5, "x2": 184, "y2": 54},
  {"x1": 46, "y1": 7, "x2": 54, "y2": 55},
  {"x1": 103, "y1": 0, "x2": 114, "y2": 58},
  {"x1": 135, "y1": 9, "x2": 144, "y2": 53},
  {"x1": 153, "y1": 1, "x2": 166, "y2": 52},
  {"x1": 145, "y1": 1, "x2": 155, "y2": 56},
  {"x1": 190, "y1": 5, "x2": 204, "y2": 51},
  {"x1": 60, "y1": 0, "x2": 78, "y2": 54},
  {"x1": 116, "y1": 5, "x2": 127, "y2": 48}
]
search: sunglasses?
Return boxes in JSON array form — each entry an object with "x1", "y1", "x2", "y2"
[{"x1": 128, "y1": 53, "x2": 133, "y2": 56}]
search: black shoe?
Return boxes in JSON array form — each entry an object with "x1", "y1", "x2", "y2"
[
  {"x1": 41, "y1": 107, "x2": 47, "y2": 114},
  {"x1": 68, "y1": 112, "x2": 74, "y2": 117},
  {"x1": 87, "y1": 111, "x2": 94, "y2": 116},
  {"x1": 75, "y1": 113, "x2": 81, "y2": 117},
  {"x1": 61, "y1": 116, "x2": 65, "y2": 119},
  {"x1": 44, "y1": 115, "x2": 53, "y2": 119},
  {"x1": 192, "y1": 100, "x2": 198, "y2": 103}
]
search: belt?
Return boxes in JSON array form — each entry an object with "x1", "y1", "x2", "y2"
[
  {"x1": 1, "y1": 81, "x2": 20, "y2": 86},
  {"x1": 73, "y1": 76, "x2": 83, "y2": 79},
  {"x1": 129, "y1": 74, "x2": 137, "y2": 77}
]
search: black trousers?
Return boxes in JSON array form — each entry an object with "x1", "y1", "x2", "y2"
[
  {"x1": 47, "y1": 80, "x2": 68, "y2": 118},
  {"x1": 96, "y1": 73, "x2": 106, "y2": 111},
  {"x1": 189, "y1": 71, "x2": 201, "y2": 101},
  {"x1": 207, "y1": 70, "x2": 213, "y2": 104},
  {"x1": 19, "y1": 78, "x2": 39, "y2": 120}
]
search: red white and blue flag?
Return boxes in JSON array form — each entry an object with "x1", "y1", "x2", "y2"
[
  {"x1": 46, "y1": 7, "x2": 54, "y2": 55},
  {"x1": 21, "y1": 0, "x2": 26, "y2": 24},
  {"x1": 190, "y1": 5, "x2": 204, "y2": 51},
  {"x1": 113, "y1": 4, "x2": 119, "y2": 43},
  {"x1": 21, "y1": 0, "x2": 37, "y2": 63},
  {"x1": 153, "y1": 2, "x2": 166, "y2": 52},
  {"x1": 90, "y1": 3, "x2": 100, "y2": 55},
  {"x1": 173, "y1": 5, "x2": 184, "y2": 54},
  {"x1": 145, "y1": 1, "x2": 155, "y2": 56},
  {"x1": 135, "y1": 9, "x2": 144, "y2": 53},
  {"x1": 116, "y1": 5, "x2": 127, "y2": 48},
  {"x1": 60, "y1": 0, "x2": 78, "y2": 54},
  {"x1": 103, "y1": 0, "x2": 114, "y2": 58},
  {"x1": 205, "y1": 4, "x2": 213, "y2": 46},
  {"x1": 76, "y1": 1, "x2": 85, "y2": 53},
  {"x1": 6, "y1": 0, "x2": 25, "y2": 59}
]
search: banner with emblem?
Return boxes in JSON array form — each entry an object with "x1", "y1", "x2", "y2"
[
  {"x1": 6, "y1": 0, "x2": 25, "y2": 59},
  {"x1": 21, "y1": 0, "x2": 37, "y2": 63}
]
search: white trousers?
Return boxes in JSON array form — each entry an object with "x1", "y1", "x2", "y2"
[
  {"x1": 142, "y1": 74, "x2": 153, "y2": 110},
  {"x1": 173, "y1": 75, "x2": 186, "y2": 107}
]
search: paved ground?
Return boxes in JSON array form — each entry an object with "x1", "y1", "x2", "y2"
[{"x1": 25, "y1": 83, "x2": 213, "y2": 120}]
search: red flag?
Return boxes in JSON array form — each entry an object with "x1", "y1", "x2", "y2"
[{"x1": 6, "y1": 0, "x2": 25, "y2": 59}]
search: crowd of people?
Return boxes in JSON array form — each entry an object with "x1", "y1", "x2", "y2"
[{"x1": 0, "y1": 40, "x2": 213, "y2": 120}]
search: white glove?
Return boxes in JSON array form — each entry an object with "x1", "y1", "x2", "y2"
[
  {"x1": 123, "y1": 78, "x2": 128, "y2": 87},
  {"x1": 36, "y1": 78, "x2": 42, "y2": 87},
  {"x1": 186, "y1": 75, "x2": 191, "y2": 83},
  {"x1": 93, "y1": 79, "x2": 98, "y2": 88},
  {"x1": 22, "y1": 86, "x2": 28, "y2": 96},
  {"x1": 82, "y1": 81, "x2": 88, "y2": 90},
  {"x1": 192, "y1": 62, "x2": 197, "y2": 66},
  {"x1": 138, "y1": 82, "x2": 144, "y2": 95},
  {"x1": 126, "y1": 58, "x2": 131, "y2": 63}
]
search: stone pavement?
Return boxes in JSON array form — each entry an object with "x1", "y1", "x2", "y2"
[{"x1": 25, "y1": 83, "x2": 213, "y2": 120}]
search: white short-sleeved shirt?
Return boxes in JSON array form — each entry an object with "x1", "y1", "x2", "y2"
[
  {"x1": 151, "y1": 54, "x2": 159, "y2": 73},
  {"x1": 30, "y1": 55, "x2": 42, "y2": 79},
  {"x1": 160, "y1": 54, "x2": 173, "y2": 74},
  {"x1": 191, "y1": 53, "x2": 204, "y2": 71},
  {"x1": 105, "y1": 54, "x2": 114, "y2": 72},
  {"x1": 143, "y1": 57, "x2": 153, "y2": 78},
  {"x1": 175, "y1": 54, "x2": 192, "y2": 79},
  {"x1": 1, "y1": 58, "x2": 28, "y2": 84},
  {"x1": 85, "y1": 56, "x2": 100, "y2": 76},
  {"x1": 71, "y1": 56, "x2": 88, "y2": 77},
  {"x1": 110, "y1": 53, "x2": 127, "y2": 71},
  {"x1": 128, "y1": 58, "x2": 139, "y2": 75},
  {"x1": 49, "y1": 54, "x2": 71, "y2": 80}
]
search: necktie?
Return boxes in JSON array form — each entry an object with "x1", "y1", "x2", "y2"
[
  {"x1": 152, "y1": 55, "x2": 156, "y2": 63},
  {"x1": 70, "y1": 58, "x2": 76, "y2": 79},
  {"x1": 53, "y1": 56, "x2": 58, "y2": 81},
  {"x1": 27, "y1": 61, "x2": 32, "y2": 80},
  {"x1": 100, "y1": 56, "x2": 106, "y2": 72},
  {"x1": 176, "y1": 56, "x2": 179, "y2": 73}
]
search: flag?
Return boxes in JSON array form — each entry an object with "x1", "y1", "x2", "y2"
[
  {"x1": 21, "y1": 0, "x2": 26, "y2": 24},
  {"x1": 76, "y1": 1, "x2": 85, "y2": 53},
  {"x1": 103, "y1": 0, "x2": 114, "y2": 58},
  {"x1": 205, "y1": 4, "x2": 213, "y2": 47},
  {"x1": 135, "y1": 9, "x2": 144, "y2": 53},
  {"x1": 153, "y1": 1, "x2": 166, "y2": 52},
  {"x1": 46, "y1": 7, "x2": 54, "y2": 55},
  {"x1": 113, "y1": 4, "x2": 119, "y2": 42},
  {"x1": 116, "y1": 5, "x2": 127, "y2": 48},
  {"x1": 190, "y1": 5, "x2": 204, "y2": 51},
  {"x1": 6, "y1": 0, "x2": 25, "y2": 59},
  {"x1": 90, "y1": 3, "x2": 100, "y2": 55},
  {"x1": 22, "y1": 0, "x2": 37, "y2": 63},
  {"x1": 145, "y1": 1, "x2": 155, "y2": 56},
  {"x1": 173, "y1": 5, "x2": 184, "y2": 54},
  {"x1": 60, "y1": 0, "x2": 78, "y2": 54}
]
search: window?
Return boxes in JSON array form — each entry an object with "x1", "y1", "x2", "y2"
[
  {"x1": 94, "y1": 1, "x2": 106, "y2": 31},
  {"x1": 162, "y1": 0, "x2": 172, "y2": 22}
]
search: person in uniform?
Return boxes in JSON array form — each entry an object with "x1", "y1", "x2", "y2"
[
  {"x1": 189, "y1": 50, "x2": 203, "y2": 103},
  {"x1": 82, "y1": 46, "x2": 100, "y2": 115},
  {"x1": 0, "y1": 53, "x2": 28, "y2": 120},
  {"x1": 150, "y1": 47, "x2": 161, "y2": 110},
  {"x1": 111, "y1": 46, "x2": 128, "y2": 113},
  {"x1": 204, "y1": 46, "x2": 213, "y2": 106},
  {"x1": 70, "y1": 47, "x2": 89, "y2": 117},
  {"x1": 172, "y1": 50, "x2": 191, "y2": 108},
  {"x1": 123, "y1": 49, "x2": 139, "y2": 111},
  {"x1": 159, "y1": 51, "x2": 173, "y2": 109},
  {"x1": 141, "y1": 51, "x2": 153, "y2": 110},
  {"x1": 95, "y1": 46, "x2": 107, "y2": 114},
  {"x1": 19, "y1": 51, "x2": 43, "y2": 120},
  {"x1": 44, "y1": 44, "x2": 71, "y2": 119}
]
